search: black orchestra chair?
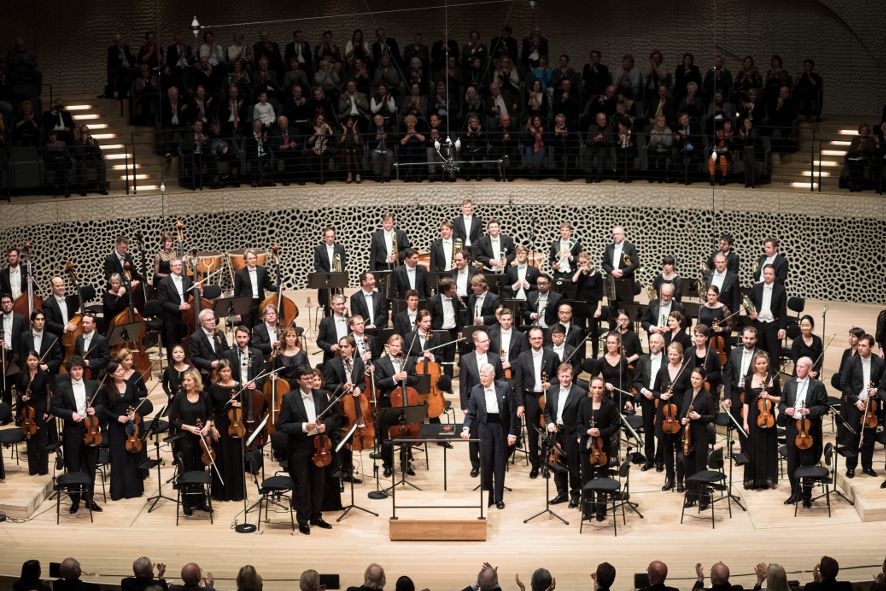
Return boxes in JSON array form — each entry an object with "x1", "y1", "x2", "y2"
[
  {"x1": 141, "y1": 299, "x2": 166, "y2": 365},
  {"x1": 55, "y1": 472, "x2": 94, "y2": 524},
  {"x1": 174, "y1": 458, "x2": 214, "y2": 526},
  {"x1": 580, "y1": 456, "x2": 641, "y2": 537},
  {"x1": 794, "y1": 442, "x2": 835, "y2": 517},
  {"x1": 252, "y1": 433, "x2": 296, "y2": 532},
  {"x1": 787, "y1": 296, "x2": 806, "y2": 320},
  {"x1": 681, "y1": 447, "x2": 730, "y2": 529},
  {"x1": 0, "y1": 403, "x2": 26, "y2": 465}
]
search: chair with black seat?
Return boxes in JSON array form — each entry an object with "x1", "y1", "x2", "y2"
[
  {"x1": 0, "y1": 403, "x2": 26, "y2": 465},
  {"x1": 680, "y1": 447, "x2": 731, "y2": 528},
  {"x1": 174, "y1": 456, "x2": 213, "y2": 526},
  {"x1": 580, "y1": 455, "x2": 643, "y2": 537},
  {"x1": 55, "y1": 472, "x2": 94, "y2": 524},
  {"x1": 141, "y1": 299, "x2": 166, "y2": 366},
  {"x1": 787, "y1": 297, "x2": 805, "y2": 320},
  {"x1": 795, "y1": 442, "x2": 836, "y2": 517},
  {"x1": 252, "y1": 431, "x2": 296, "y2": 532}
]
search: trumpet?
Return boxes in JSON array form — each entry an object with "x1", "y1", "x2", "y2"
[{"x1": 390, "y1": 234, "x2": 399, "y2": 267}]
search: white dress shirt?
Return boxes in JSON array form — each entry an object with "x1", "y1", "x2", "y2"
[
  {"x1": 248, "y1": 267, "x2": 259, "y2": 299},
  {"x1": 499, "y1": 328, "x2": 512, "y2": 362},
  {"x1": 490, "y1": 236, "x2": 502, "y2": 262},
  {"x1": 612, "y1": 241, "x2": 624, "y2": 271},
  {"x1": 649, "y1": 353, "x2": 663, "y2": 390},
  {"x1": 334, "y1": 315, "x2": 348, "y2": 341},
  {"x1": 239, "y1": 348, "x2": 251, "y2": 382},
  {"x1": 384, "y1": 230, "x2": 394, "y2": 258},
  {"x1": 537, "y1": 293, "x2": 549, "y2": 328},
  {"x1": 172, "y1": 274, "x2": 185, "y2": 300},
  {"x1": 405, "y1": 265, "x2": 417, "y2": 289},
  {"x1": 558, "y1": 239, "x2": 573, "y2": 273},
  {"x1": 859, "y1": 356, "x2": 872, "y2": 401},
  {"x1": 462, "y1": 215, "x2": 474, "y2": 246},
  {"x1": 758, "y1": 283, "x2": 775, "y2": 322},
  {"x1": 442, "y1": 239, "x2": 453, "y2": 269},
  {"x1": 657, "y1": 301, "x2": 672, "y2": 327},
  {"x1": 2, "y1": 314, "x2": 12, "y2": 350},
  {"x1": 300, "y1": 390, "x2": 319, "y2": 434},
  {"x1": 456, "y1": 268, "x2": 469, "y2": 297},
  {"x1": 326, "y1": 244, "x2": 336, "y2": 270},
  {"x1": 711, "y1": 270, "x2": 727, "y2": 291},
  {"x1": 72, "y1": 379, "x2": 87, "y2": 415},
  {"x1": 484, "y1": 386, "x2": 500, "y2": 414},
  {"x1": 514, "y1": 265, "x2": 529, "y2": 300},
  {"x1": 32, "y1": 330, "x2": 43, "y2": 355},
  {"x1": 361, "y1": 290, "x2": 375, "y2": 325},
  {"x1": 555, "y1": 384, "x2": 571, "y2": 424},
  {"x1": 532, "y1": 348, "x2": 544, "y2": 392},
  {"x1": 739, "y1": 347, "x2": 754, "y2": 387},
  {"x1": 441, "y1": 297, "x2": 456, "y2": 329},
  {"x1": 794, "y1": 378, "x2": 809, "y2": 411},
  {"x1": 8, "y1": 266, "x2": 21, "y2": 300},
  {"x1": 203, "y1": 328, "x2": 216, "y2": 352},
  {"x1": 474, "y1": 293, "x2": 486, "y2": 320},
  {"x1": 55, "y1": 295, "x2": 69, "y2": 325}
]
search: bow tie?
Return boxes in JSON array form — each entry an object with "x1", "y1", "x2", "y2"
[{"x1": 71, "y1": 380, "x2": 83, "y2": 386}]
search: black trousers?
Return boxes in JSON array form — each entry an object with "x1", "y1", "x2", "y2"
[
  {"x1": 754, "y1": 320, "x2": 781, "y2": 365},
  {"x1": 843, "y1": 403, "x2": 876, "y2": 470},
  {"x1": 660, "y1": 432, "x2": 685, "y2": 484},
  {"x1": 786, "y1": 440, "x2": 821, "y2": 498},
  {"x1": 639, "y1": 396, "x2": 658, "y2": 464},
  {"x1": 478, "y1": 417, "x2": 508, "y2": 503},
  {"x1": 523, "y1": 392, "x2": 544, "y2": 468},
  {"x1": 161, "y1": 317, "x2": 184, "y2": 362},
  {"x1": 553, "y1": 429, "x2": 581, "y2": 497},
  {"x1": 679, "y1": 436, "x2": 709, "y2": 501},
  {"x1": 288, "y1": 452, "x2": 325, "y2": 524},
  {"x1": 63, "y1": 426, "x2": 99, "y2": 503}
]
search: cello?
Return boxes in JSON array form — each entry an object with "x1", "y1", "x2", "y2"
[
  {"x1": 260, "y1": 244, "x2": 299, "y2": 329},
  {"x1": 263, "y1": 347, "x2": 290, "y2": 437},
  {"x1": 388, "y1": 355, "x2": 423, "y2": 441},
  {"x1": 339, "y1": 357, "x2": 374, "y2": 451},
  {"x1": 12, "y1": 241, "x2": 43, "y2": 326},
  {"x1": 60, "y1": 261, "x2": 85, "y2": 364},
  {"x1": 108, "y1": 262, "x2": 152, "y2": 382},
  {"x1": 415, "y1": 354, "x2": 446, "y2": 420}
]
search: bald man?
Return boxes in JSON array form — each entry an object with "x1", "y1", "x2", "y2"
[
  {"x1": 643, "y1": 561, "x2": 679, "y2": 591},
  {"x1": 693, "y1": 561, "x2": 743, "y2": 591}
]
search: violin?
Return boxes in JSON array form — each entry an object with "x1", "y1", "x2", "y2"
[
  {"x1": 124, "y1": 404, "x2": 143, "y2": 454},
  {"x1": 794, "y1": 409, "x2": 814, "y2": 450},
  {"x1": 587, "y1": 414, "x2": 607, "y2": 466},
  {"x1": 682, "y1": 403, "x2": 694, "y2": 455},
  {"x1": 311, "y1": 432, "x2": 334, "y2": 468},
  {"x1": 660, "y1": 385, "x2": 681, "y2": 434},
  {"x1": 538, "y1": 371, "x2": 549, "y2": 428},
  {"x1": 862, "y1": 380, "x2": 879, "y2": 430},
  {"x1": 227, "y1": 389, "x2": 246, "y2": 439},
  {"x1": 82, "y1": 380, "x2": 105, "y2": 447},
  {"x1": 21, "y1": 381, "x2": 39, "y2": 439},
  {"x1": 546, "y1": 432, "x2": 565, "y2": 466},
  {"x1": 755, "y1": 375, "x2": 776, "y2": 429},
  {"x1": 195, "y1": 418, "x2": 216, "y2": 466}
]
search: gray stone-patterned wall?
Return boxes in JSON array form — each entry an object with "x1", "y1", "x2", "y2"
[
  {"x1": 2, "y1": 0, "x2": 884, "y2": 117},
  {"x1": 2, "y1": 183, "x2": 884, "y2": 305}
]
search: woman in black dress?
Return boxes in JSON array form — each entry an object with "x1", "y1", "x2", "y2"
[
  {"x1": 102, "y1": 274, "x2": 130, "y2": 335},
  {"x1": 571, "y1": 252, "x2": 603, "y2": 358},
  {"x1": 577, "y1": 376, "x2": 620, "y2": 520},
  {"x1": 161, "y1": 344, "x2": 191, "y2": 403},
  {"x1": 652, "y1": 255, "x2": 685, "y2": 302},
  {"x1": 169, "y1": 368, "x2": 214, "y2": 515},
  {"x1": 117, "y1": 348, "x2": 148, "y2": 399},
  {"x1": 741, "y1": 351, "x2": 781, "y2": 490},
  {"x1": 699, "y1": 285, "x2": 732, "y2": 354},
  {"x1": 273, "y1": 327, "x2": 309, "y2": 388},
  {"x1": 684, "y1": 324, "x2": 722, "y2": 394},
  {"x1": 680, "y1": 367, "x2": 715, "y2": 508},
  {"x1": 101, "y1": 362, "x2": 145, "y2": 500},
  {"x1": 595, "y1": 332, "x2": 632, "y2": 409},
  {"x1": 654, "y1": 342, "x2": 690, "y2": 490},
  {"x1": 663, "y1": 310, "x2": 691, "y2": 351},
  {"x1": 613, "y1": 309, "x2": 642, "y2": 365},
  {"x1": 791, "y1": 315, "x2": 824, "y2": 378},
  {"x1": 208, "y1": 360, "x2": 245, "y2": 502},
  {"x1": 152, "y1": 233, "x2": 177, "y2": 287},
  {"x1": 18, "y1": 351, "x2": 54, "y2": 475}
]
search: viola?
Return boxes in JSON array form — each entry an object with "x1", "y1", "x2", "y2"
[
  {"x1": 124, "y1": 405, "x2": 143, "y2": 454},
  {"x1": 587, "y1": 415, "x2": 607, "y2": 466},
  {"x1": 710, "y1": 318, "x2": 728, "y2": 367},
  {"x1": 83, "y1": 411, "x2": 103, "y2": 447},
  {"x1": 682, "y1": 404, "x2": 694, "y2": 455},
  {"x1": 195, "y1": 418, "x2": 216, "y2": 466},
  {"x1": 311, "y1": 432, "x2": 334, "y2": 468},
  {"x1": 21, "y1": 387, "x2": 39, "y2": 439},
  {"x1": 862, "y1": 381, "x2": 879, "y2": 430}
]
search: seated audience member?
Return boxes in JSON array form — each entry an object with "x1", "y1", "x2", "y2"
[
  {"x1": 842, "y1": 123, "x2": 878, "y2": 192},
  {"x1": 754, "y1": 563, "x2": 790, "y2": 591},
  {"x1": 13, "y1": 560, "x2": 52, "y2": 591},
  {"x1": 54, "y1": 558, "x2": 100, "y2": 591},
  {"x1": 122, "y1": 557, "x2": 169, "y2": 591},
  {"x1": 804, "y1": 556, "x2": 852, "y2": 591},
  {"x1": 643, "y1": 561, "x2": 679, "y2": 591},
  {"x1": 169, "y1": 563, "x2": 214, "y2": 591},
  {"x1": 693, "y1": 562, "x2": 743, "y2": 591},
  {"x1": 74, "y1": 125, "x2": 108, "y2": 196},
  {"x1": 346, "y1": 563, "x2": 386, "y2": 591}
]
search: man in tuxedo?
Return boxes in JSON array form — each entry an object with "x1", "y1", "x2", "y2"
[
  {"x1": 43, "y1": 276, "x2": 80, "y2": 339},
  {"x1": 393, "y1": 290, "x2": 420, "y2": 338},
  {"x1": 706, "y1": 233, "x2": 740, "y2": 276},
  {"x1": 73, "y1": 313, "x2": 110, "y2": 378},
  {"x1": 448, "y1": 250, "x2": 476, "y2": 300},
  {"x1": 348, "y1": 316, "x2": 378, "y2": 364},
  {"x1": 602, "y1": 226, "x2": 640, "y2": 304},
  {"x1": 188, "y1": 309, "x2": 229, "y2": 380},
  {"x1": 0, "y1": 247, "x2": 27, "y2": 301},
  {"x1": 553, "y1": 302, "x2": 587, "y2": 367},
  {"x1": 451, "y1": 198, "x2": 484, "y2": 258},
  {"x1": 641, "y1": 283, "x2": 685, "y2": 336},
  {"x1": 749, "y1": 265, "x2": 786, "y2": 361},
  {"x1": 372, "y1": 334, "x2": 420, "y2": 477},
  {"x1": 425, "y1": 280, "x2": 463, "y2": 375},
  {"x1": 234, "y1": 249, "x2": 278, "y2": 328},
  {"x1": 316, "y1": 294, "x2": 351, "y2": 364},
  {"x1": 524, "y1": 273, "x2": 561, "y2": 328},
  {"x1": 313, "y1": 226, "x2": 347, "y2": 314},
  {"x1": 461, "y1": 364, "x2": 518, "y2": 509},
  {"x1": 350, "y1": 271, "x2": 388, "y2": 329},
  {"x1": 486, "y1": 307, "x2": 527, "y2": 380},
  {"x1": 706, "y1": 253, "x2": 740, "y2": 314},
  {"x1": 393, "y1": 249, "x2": 430, "y2": 299},
  {"x1": 467, "y1": 275, "x2": 501, "y2": 327},
  {"x1": 369, "y1": 213, "x2": 411, "y2": 270},
  {"x1": 103, "y1": 236, "x2": 143, "y2": 288},
  {"x1": 323, "y1": 335, "x2": 366, "y2": 482},
  {"x1": 754, "y1": 237, "x2": 789, "y2": 285},
  {"x1": 224, "y1": 325, "x2": 267, "y2": 409},
  {"x1": 549, "y1": 324, "x2": 577, "y2": 372},
  {"x1": 52, "y1": 356, "x2": 104, "y2": 513},
  {"x1": 156, "y1": 259, "x2": 193, "y2": 362},
  {"x1": 475, "y1": 219, "x2": 516, "y2": 272},
  {"x1": 544, "y1": 363, "x2": 586, "y2": 506},
  {"x1": 504, "y1": 245, "x2": 540, "y2": 299},
  {"x1": 633, "y1": 333, "x2": 665, "y2": 470},
  {"x1": 20, "y1": 310, "x2": 63, "y2": 376},
  {"x1": 251, "y1": 304, "x2": 281, "y2": 357},
  {"x1": 429, "y1": 220, "x2": 457, "y2": 272},
  {"x1": 0, "y1": 293, "x2": 27, "y2": 405},
  {"x1": 779, "y1": 356, "x2": 829, "y2": 506},
  {"x1": 839, "y1": 334, "x2": 885, "y2": 478},
  {"x1": 277, "y1": 366, "x2": 340, "y2": 534},
  {"x1": 513, "y1": 326, "x2": 559, "y2": 477},
  {"x1": 549, "y1": 222, "x2": 582, "y2": 284},
  {"x1": 459, "y1": 330, "x2": 504, "y2": 477},
  {"x1": 722, "y1": 326, "x2": 760, "y2": 452}
]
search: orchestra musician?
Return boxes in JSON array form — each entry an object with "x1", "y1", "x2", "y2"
[
  {"x1": 513, "y1": 326, "x2": 559, "y2": 478},
  {"x1": 161, "y1": 344, "x2": 190, "y2": 402},
  {"x1": 373, "y1": 334, "x2": 419, "y2": 477},
  {"x1": 654, "y1": 342, "x2": 689, "y2": 492},
  {"x1": 369, "y1": 213, "x2": 411, "y2": 270},
  {"x1": 684, "y1": 324, "x2": 722, "y2": 394},
  {"x1": 549, "y1": 324, "x2": 577, "y2": 372},
  {"x1": 633, "y1": 333, "x2": 666, "y2": 471},
  {"x1": 741, "y1": 351, "x2": 781, "y2": 490},
  {"x1": 101, "y1": 361, "x2": 145, "y2": 500},
  {"x1": 468, "y1": 276, "x2": 500, "y2": 326},
  {"x1": 233, "y1": 249, "x2": 278, "y2": 328},
  {"x1": 652, "y1": 255, "x2": 684, "y2": 302},
  {"x1": 393, "y1": 290, "x2": 420, "y2": 337},
  {"x1": 706, "y1": 233, "x2": 740, "y2": 276},
  {"x1": 116, "y1": 348, "x2": 147, "y2": 399},
  {"x1": 188, "y1": 309, "x2": 230, "y2": 381},
  {"x1": 313, "y1": 226, "x2": 347, "y2": 312},
  {"x1": 552, "y1": 302, "x2": 586, "y2": 367},
  {"x1": 429, "y1": 220, "x2": 456, "y2": 272},
  {"x1": 18, "y1": 350, "x2": 54, "y2": 475},
  {"x1": 156, "y1": 258, "x2": 194, "y2": 362},
  {"x1": 475, "y1": 219, "x2": 516, "y2": 272},
  {"x1": 348, "y1": 315, "x2": 379, "y2": 363},
  {"x1": 779, "y1": 357, "x2": 829, "y2": 506},
  {"x1": 722, "y1": 326, "x2": 760, "y2": 452},
  {"x1": 350, "y1": 271, "x2": 388, "y2": 329},
  {"x1": 425, "y1": 280, "x2": 462, "y2": 374},
  {"x1": 1, "y1": 293, "x2": 26, "y2": 406},
  {"x1": 0, "y1": 247, "x2": 27, "y2": 301},
  {"x1": 252, "y1": 304, "x2": 281, "y2": 357},
  {"x1": 74, "y1": 313, "x2": 110, "y2": 377},
  {"x1": 698, "y1": 285, "x2": 733, "y2": 350},
  {"x1": 705, "y1": 253, "x2": 740, "y2": 315},
  {"x1": 680, "y1": 367, "x2": 715, "y2": 509},
  {"x1": 487, "y1": 307, "x2": 528, "y2": 379},
  {"x1": 791, "y1": 315, "x2": 824, "y2": 378},
  {"x1": 316, "y1": 294, "x2": 350, "y2": 363},
  {"x1": 223, "y1": 326, "x2": 266, "y2": 415},
  {"x1": 272, "y1": 326, "x2": 309, "y2": 387},
  {"x1": 663, "y1": 311, "x2": 691, "y2": 351},
  {"x1": 461, "y1": 363, "x2": 519, "y2": 510},
  {"x1": 52, "y1": 355, "x2": 104, "y2": 513},
  {"x1": 322, "y1": 335, "x2": 366, "y2": 483},
  {"x1": 839, "y1": 334, "x2": 885, "y2": 478},
  {"x1": 101, "y1": 274, "x2": 132, "y2": 334},
  {"x1": 612, "y1": 309, "x2": 643, "y2": 365},
  {"x1": 570, "y1": 251, "x2": 603, "y2": 357},
  {"x1": 578, "y1": 376, "x2": 620, "y2": 520},
  {"x1": 591, "y1": 332, "x2": 633, "y2": 409},
  {"x1": 749, "y1": 264, "x2": 787, "y2": 361},
  {"x1": 103, "y1": 236, "x2": 143, "y2": 287},
  {"x1": 207, "y1": 360, "x2": 245, "y2": 501},
  {"x1": 449, "y1": 250, "x2": 477, "y2": 300},
  {"x1": 451, "y1": 198, "x2": 484, "y2": 257},
  {"x1": 754, "y1": 237, "x2": 789, "y2": 285},
  {"x1": 833, "y1": 327, "x2": 864, "y2": 392},
  {"x1": 601, "y1": 226, "x2": 640, "y2": 304},
  {"x1": 42, "y1": 276, "x2": 80, "y2": 339},
  {"x1": 404, "y1": 309, "x2": 442, "y2": 358},
  {"x1": 151, "y1": 233, "x2": 177, "y2": 286},
  {"x1": 459, "y1": 329, "x2": 504, "y2": 477},
  {"x1": 168, "y1": 368, "x2": 213, "y2": 516},
  {"x1": 505, "y1": 245, "x2": 540, "y2": 300},
  {"x1": 549, "y1": 222, "x2": 582, "y2": 285},
  {"x1": 641, "y1": 283, "x2": 684, "y2": 338},
  {"x1": 393, "y1": 249, "x2": 430, "y2": 299},
  {"x1": 544, "y1": 362, "x2": 585, "y2": 507}
]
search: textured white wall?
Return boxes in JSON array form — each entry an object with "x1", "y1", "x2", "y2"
[{"x1": 3, "y1": 0, "x2": 884, "y2": 117}]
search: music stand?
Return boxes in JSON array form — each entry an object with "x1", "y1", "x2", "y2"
[
  {"x1": 145, "y1": 404, "x2": 177, "y2": 513},
  {"x1": 379, "y1": 405, "x2": 426, "y2": 492},
  {"x1": 482, "y1": 274, "x2": 505, "y2": 295},
  {"x1": 335, "y1": 424, "x2": 379, "y2": 522},
  {"x1": 553, "y1": 279, "x2": 577, "y2": 299},
  {"x1": 425, "y1": 272, "x2": 440, "y2": 295},
  {"x1": 107, "y1": 320, "x2": 147, "y2": 348},
  {"x1": 307, "y1": 271, "x2": 349, "y2": 292},
  {"x1": 212, "y1": 295, "x2": 253, "y2": 328},
  {"x1": 372, "y1": 269, "x2": 395, "y2": 300},
  {"x1": 501, "y1": 298, "x2": 525, "y2": 319},
  {"x1": 364, "y1": 327, "x2": 395, "y2": 345},
  {"x1": 462, "y1": 324, "x2": 488, "y2": 343}
]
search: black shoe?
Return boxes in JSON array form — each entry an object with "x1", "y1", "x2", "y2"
[
  {"x1": 298, "y1": 522, "x2": 311, "y2": 535},
  {"x1": 880, "y1": 480, "x2": 886, "y2": 489},
  {"x1": 69, "y1": 502, "x2": 79, "y2": 514},
  {"x1": 406, "y1": 466, "x2": 416, "y2": 476},
  {"x1": 699, "y1": 499, "x2": 710, "y2": 511},
  {"x1": 496, "y1": 501, "x2": 505, "y2": 510},
  {"x1": 784, "y1": 495, "x2": 797, "y2": 505},
  {"x1": 803, "y1": 498, "x2": 812, "y2": 508},
  {"x1": 470, "y1": 467, "x2": 480, "y2": 478},
  {"x1": 86, "y1": 501, "x2": 103, "y2": 512},
  {"x1": 310, "y1": 518, "x2": 333, "y2": 529},
  {"x1": 846, "y1": 469, "x2": 855, "y2": 478},
  {"x1": 661, "y1": 479, "x2": 674, "y2": 491},
  {"x1": 383, "y1": 466, "x2": 392, "y2": 477},
  {"x1": 568, "y1": 496, "x2": 580, "y2": 508},
  {"x1": 529, "y1": 467, "x2": 539, "y2": 479},
  {"x1": 684, "y1": 498, "x2": 696, "y2": 508},
  {"x1": 641, "y1": 462, "x2": 654, "y2": 471},
  {"x1": 197, "y1": 504, "x2": 213, "y2": 513},
  {"x1": 550, "y1": 494, "x2": 569, "y2": 504},
  {"x1": 655, "y1": 464, "x2": 664, "y2": 472},
  {"x1": 862, "y1": 468, "x2": 878, "y2": 477},
  {"x1": 676, "y1": 483, "x2": 685, "y2": 493},
  {"x1": 596, "y1": 512, "x2": 606, "y2": 522},
  {"x1": 487, "y1": 497, "x2": 495, "y2": 508},
  {"x1": 183, "y1": 506, "x2": 193, "y2": 516},
  {"x1": 437, "y1": 441, "x2": 453, "y2": 449}
]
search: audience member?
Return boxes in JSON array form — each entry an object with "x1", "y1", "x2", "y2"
[
  {"x1": 54, "y1": 558, "x2": 100, "y2": 591},
  {"x1": 347, "y1": 563, "x2": 386, "y2": 591},
  {"x1": 299, "y1": 570, "x2": 320, "y2": 591},
  {"x1": 644, "y1": 561, "x2": 679, "y2": 591},
  {"x1": 804, "y1": 556, "x2": 853, "y2": 591},
  {"x1": 169, "y1": 563, "x2": 214, "y2": 591},
  {"x1": 592, "y1": 562, "x2": 616, "y2": 591},
  {"x1": 122, "y1": 557, "x2": 169, "y2": 591},
  {"x1": 754, "y1": 563, "x2": 790, "y2": 591},
  {"x1": 12, "y1": 560, "x2": 52, "y2": 591},
  {"x1": 694, "y1": 562, "x2": 743, "y2": 591}
]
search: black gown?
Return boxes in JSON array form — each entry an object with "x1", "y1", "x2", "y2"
[
  {"x1": 101, "y1": 383, "x2": 145, "y2": 500},
  {"x1": 742, "y1": 375, "x2": 781, "y2": 489},
  {"x1": 17, "y1": 370, "x2": 55, "y2": 475},
  {"x1": 169, "y1": 390, "x2": 213, "y2": 508},
  {"x1": 698, "y1": 304, "x2": 731, "y2": 354},
  {"x1": 790, "y1": 335, "x2": 823, "y2": 376},
  {"x1": 161, "y1": 364, "x2": 189, "y2": 401},
  {"x1": 576, "y1": 397, "x2": 619, "y2": 516},
  {"x1": 208, "y1": 383, "x2": 246, "y2": 501},
  {"x1": 274, "y1": 350, "x2": 309, "y2": 388},
  {"x1": 595, "y1": 354, "x2": 632, "y2": 408},
  {"x1": 653, "y1": 365, "x2": 691, "y2": 483}
]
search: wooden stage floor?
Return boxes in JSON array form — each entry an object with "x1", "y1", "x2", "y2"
[{"x1": 1, "y1": 293, "x2": 885, "y2": 591}]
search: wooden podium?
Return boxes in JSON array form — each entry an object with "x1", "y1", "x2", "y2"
[{"x1": 389, "y1": 518, "x2": 487, "y2": 541}]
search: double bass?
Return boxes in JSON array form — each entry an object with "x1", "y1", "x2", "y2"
[
  {"x1": 108, "y1": 262, "x2": 152, "y2": 382},
  {"x1": 11, "y1": 241, "x2": 42, "y2": 326},
  {"x1": 260, "y1": 244, "x2": 299, "y2": 329},
  {"x1": 60, "y1": 261, "x2": 85, "y2": 364}
]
